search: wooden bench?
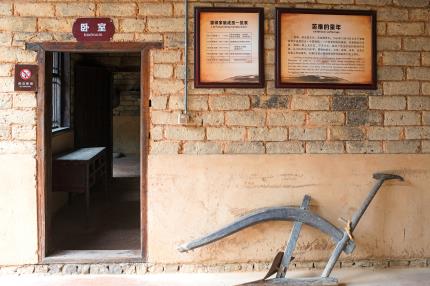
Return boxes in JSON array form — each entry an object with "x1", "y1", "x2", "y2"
[{"x1": 52, "y1": 147, "x2": 108, "y2": 220}]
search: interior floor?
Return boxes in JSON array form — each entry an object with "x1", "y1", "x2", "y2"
[{"x1": 52, "y1": 155, "x2": 140, "y2": 251}]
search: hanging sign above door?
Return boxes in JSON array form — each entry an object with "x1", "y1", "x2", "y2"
[
  {"x1": 72, "y1": 18, "x2": 115, "y2": 42},
  {"x1": 14, "y1": 64, "x2": 38, "y2": 92}
]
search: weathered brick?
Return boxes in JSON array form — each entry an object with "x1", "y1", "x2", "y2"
[
  {"x1": 183, "y1": 142, "x2": 222, "y2": 154},
  {"x1": 209, "y1": 96, "x2": 250, "y2": 111},
  {"x1": 169, "y1": 95, "x2": 208, "y2": 111},
  {"x1": 153, "y1": 50, "x2": 181, "y2": 64},
  {"x1": 307, "y1": 89, "x2": 344, "y2": 96},
  {"x1": 151, "y1": 141, "x2": 180, "y2": 154},
  {"x1": 424, "y1": 112, "x2": 430, "y2": 125},
  {"x1": 0, "y1": 94, "x2": 12, "y2": 109},
  {"x1": 13, "y1": 94, "x2": 36, "y2": 108},
  {"x1": 226, "y1": 111, "x2": 265, "y2": 127},
  {"x1": 332, "y1": 96, "x2": 367, "y2": 111},
  {"x1": 225, "y1": 142, "x2": 265, "y2": 154},
  {"x1": 152, "y1": 79, "x2": 183, "y2": 95},
  {"x1": 346, "y1": 141, "x2": 383, "y2": 154},
  {"x1": 306, "y1": 141, "x2": 344, "y2": 154},
  {"x1": 250, "y1": 95, "x2": 289, "y2": 109},
  {"x1": 120, "y1": 19, "x2": 146, "y2": 33},
  {"x1": 0, "y1": 3, "x2": 12, "y2": 16},
  {"x1": 378, "y1": 8, "x2": 408, "y2": 21},
  {"x1": 384, "y1": 141, "x2": 420, "y2": 153},
  {"x1": 12, "y1": 32, "x2": 54, "y2": 47},
  {"x1": 0, "y1": 110, "x2": 35, "y2": 125},
  {"x1": 384, "y1": 111, "x2": 421, "y2": 126},
  {"x1": 150, "y1": 96, "x2": 167, "y2": 109},
  {"x1": 248, "y1": 127, "x2": 288, "y2": 141},
  {"x1": 409, "y1": 8, "x2": 430, "y2": 21},
  {"x1": 423, "y1": 141, "x2": 430, "y2": 153},
  {"x1": 0, "y1": 17, "x2": 36, "y2": 32},
  {"x1": 11, "y1": 125, "x2": 35, "y2": 140},
  {"x1": 387, "y1": 23, "x2": 425, "y2": 36},
  {"x1": 165, "y1": 126, "x2": 205, "y2": 140},
  {"x1": 355, "y1": 0, "x2": 393, "y2": 5},
  {"x1": 377, "y1": 23, "x2": 386, "y2": 36},
  {"x1": 151, "y1": 111, "x2": 179, "y2": 125},
  {"x1": 154, "y1": 64, "x2": 173, "y2": 79},
  {"x1": 407, "y1": 67, "x2": 430, "y2": 80},
  {"x1": 207, "y1": 127, "x2": 245, "y2": 141},
  {"x1": 0, "y1": 127, "x2": 9, "y2": 140},
  {"x1": 289, "y1": 128, "x2": 326, "y2": 140},
  {"x1": 139, "y1": 3, "x2": 173, "y2": 17},
  {"x1": 266, "y1": 142, "x2": 305, "y2": 154},
  {"x1": 267, "y1": 111, "x2": 305, "y2": 126},
  {"x1": 308, "y1": 112, "x2": 344, "y2": 126},
  {"x1": 0, "y1": 141, "x2": 35, "y2": 155},
  {"x1": 368, "y1": 127, "x2": 402, "y2": 140},
  {"x1": 408, "y1": 96, "x2": 430, "y2": 110},
  {"x1": 15, "y1": 3, "x2": 54, "y2": 17},
  {"x1": 98, "y1": 3, "x2": 136, "y2": 17},
  {"x1": 55, "y1": 3, "x2": 96, "y2": 17},
  {"x1": 173, "y1": 3, "x2": 185, "y2": 17},
  {"x1": 383, "y1": 52, "x2": 421, "y2": 66},
  {"x1": 404, "y1": 38, "x2": 430, "y2": 51},
  {"x1": 346, "y1": 111, "x2": 382, "y2": 126},
  {"x1": 378, "y1": 67, "x2": 404, "y2": 81},
  {"x1": 393, "y1": 0, "x2": 429, "y2": 7},
  {"x1": 38, "y1": 18, "x2": 75, "y2": 33},
  {"x1": 150, "y1": 126, "x2": 163, "y2": 141},
  {"x1": 147, "y1": 18, "x2": 184, "y2": 33},
  {"x1": 377, "y1": 37, "x2": 402, "y2": 51},
  {"x1": 369, "y1": 96, "x2": 406, "y2": 110},
  {"x1": 195, "y1": 112, "x2": 224, "y2": 126},
  {"x1": 0, "y1": 32, "x2": 11, "y2": 46},
  {"x1": 317, "y1": 0, "x2": 353, "y2": 3},
  {"x1": 0, "y1": 77, "x2": 14, "y2": 92},
  {"x1": 423, "y1": 83, "x2": 430, "y2": 95},
  {"x1": 330, "y1": 127, "x2": 365, "y2": 141},
  {"x1": 383, "y1": 82, "x2": 420, "y2": 95},
  {"x1": 135, "y1": 33, "x2": 163, "y2": 42},
  {"x1": 405, "y1": 127, "x2": 430, "y2": 139},
  {"x1": 291, "y1": 96, "x2": 329, "y2": 110}
]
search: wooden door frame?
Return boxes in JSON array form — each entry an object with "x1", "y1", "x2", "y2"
[{"x1": 27, "y1": 41, "x2": 163, "y2": 263}]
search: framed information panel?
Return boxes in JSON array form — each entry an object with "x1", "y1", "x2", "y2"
[
  {"x1": 194, "y1": 7, "x2": 264, "y2": 88},
  {"x1": 275, "y1": 8, "x2": 377, "y2": 89}
]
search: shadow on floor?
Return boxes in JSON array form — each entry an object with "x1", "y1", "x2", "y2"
[{"x1": 52, "y1": 176, "x2": 140, "y2": 251}]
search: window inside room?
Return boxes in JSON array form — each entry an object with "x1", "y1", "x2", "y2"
[{"x1": 52, "y1": 52, "x2": 70, "y2": 131}]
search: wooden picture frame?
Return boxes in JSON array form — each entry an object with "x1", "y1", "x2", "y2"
[
  {"x1": 275, "y1": 8, "x2": 377, "y2": 89},
  {"x1": 194, "y1": 7, "x2": 264, "y2": 88}
]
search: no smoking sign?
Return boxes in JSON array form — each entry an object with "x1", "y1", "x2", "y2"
[{"x1": 15, "y1": 65, "x2": 38, "y2": 92}]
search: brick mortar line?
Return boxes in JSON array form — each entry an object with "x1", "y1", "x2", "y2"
[{"x1": 0, "y1": 258, "x2": 429, "y2": 275}]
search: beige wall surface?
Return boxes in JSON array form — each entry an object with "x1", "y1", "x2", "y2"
[
  {"x1": 147, "y1": 154, "x2": 430, "y2": 264},
  {"x1": 0, "y1": 155, "x2": 38, "y2": 265}
]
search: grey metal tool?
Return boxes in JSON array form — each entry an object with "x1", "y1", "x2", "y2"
[{"x1": 178, "y1": 173, "x2": 404, "y2": 285}]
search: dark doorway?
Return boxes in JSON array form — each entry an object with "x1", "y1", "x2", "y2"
[{"x1": 49, "y1": 52, "x2": 141, "y2": 252}]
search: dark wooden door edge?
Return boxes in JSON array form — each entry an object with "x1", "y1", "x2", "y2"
[{"x1": 33, "y1": 41, "x2": 163, "y2": 264}]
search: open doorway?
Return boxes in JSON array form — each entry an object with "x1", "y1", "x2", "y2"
[
  {"x1": 32, "y1": 42, "x2": 161, "y2": 263},
  {"x1": 48, "y1": 52, "x2": 140, "y2": 253},
  {"x1": 48, "y1": 52, "x2": 141, "y2": 255}
]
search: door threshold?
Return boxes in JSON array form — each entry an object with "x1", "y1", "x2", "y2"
[{"x1": 43, "y1": 250, "x2": 143, "y2": 264}]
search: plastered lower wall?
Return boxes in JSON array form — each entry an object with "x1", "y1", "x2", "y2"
[
  {"x1": 147, "y1": 154, "x2": 430, "y2": 264},
  {"x1": 0, "y1": 155, "x2": 38, "y2": 265}
]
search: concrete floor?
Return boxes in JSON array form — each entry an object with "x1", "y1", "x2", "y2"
[
  {"x1": 1, "y1": 268, "x2": 430, "y2": 286},
  {"x1": 51, "y1": 155, "x2": 141, "y2": 251}
]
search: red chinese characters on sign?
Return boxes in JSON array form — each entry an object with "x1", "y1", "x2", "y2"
[
  {"x1": 72, "y1": 18, "x2": 115, "y2": 42},
  {"x1": 14, "y1": 65, "x2": 38, "y2": 92}
]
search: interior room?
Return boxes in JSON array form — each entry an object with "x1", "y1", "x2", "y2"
[{"x1": 49, "y1": 52, "x2": 141, "y2": 252}]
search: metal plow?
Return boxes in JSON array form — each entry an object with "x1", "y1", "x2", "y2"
[{"x1": 178, "y1": 173, "x2": 404, "y2": 286}]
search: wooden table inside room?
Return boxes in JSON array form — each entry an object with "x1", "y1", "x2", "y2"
[{"x1": 52, "y1": 147, "x2": 108, "y2": 221}]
